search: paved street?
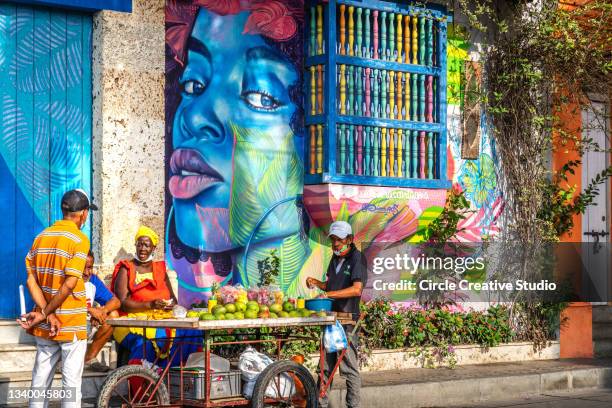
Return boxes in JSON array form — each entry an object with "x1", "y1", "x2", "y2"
[{"x1": 456, "y1": 388, "x2": 612, "y2": 408}]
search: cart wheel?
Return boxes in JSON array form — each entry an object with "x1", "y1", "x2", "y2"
[
  {"x1": 96, "y1": 365, "x2": 170, "y2": 408},
  {"x1": 251, "y1": 360, "x2": 318, "y2": 408}
]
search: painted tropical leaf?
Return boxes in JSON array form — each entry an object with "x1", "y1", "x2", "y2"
[
  {"x1": 406, "y1": 205, "x2": 444, "y2": 243},
  {"x1": 36, "y1": 101, "x2": 87, "y2": 136},
  {"x1": 350, "y1": 205, "x2": 395, "y2": 244},
  {"x1": 335, "y1": 202, "x2": 350, "y2": 222},
  {"x1": 279, "y1": 233, "x2": 307, "y2": 291},
  {"x1": 0, "y1": 94, "x2": 30, "y2": 157}
]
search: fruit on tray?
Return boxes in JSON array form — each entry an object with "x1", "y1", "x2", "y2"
[
  {"x1": 189, "y1": 284, "x2": 328, "y2": 321},
  {"x1": 282, "y1": 301, "x2": 295, "y2": 313}
]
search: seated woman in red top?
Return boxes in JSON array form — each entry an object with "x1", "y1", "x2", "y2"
[{"x1": 112, "y1": 226, "x2": 200, "y2": 368}]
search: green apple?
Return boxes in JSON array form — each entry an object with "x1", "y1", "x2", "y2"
[
  {"x1": 283, "y1": 302, "x2": 295, "y2": 313},
  {"x1": 234, "y1": 311, "x2": 245, "y2": 320},
  {"x1": 247, "y1": 301, "x2": 259, "y2": 309},
  {"x1": 212, "y1": 305, "x2": 226, "y2": 315},
  {"x1": 225, "y1": 313, "x2": 235, "y2": 320},
  {"x1": 235, "y1": 302, "x2": 247, "y2": 312},
  {"x1": 244, "y1": 310, "x2": 258, "y2": 319},
  {"x1": 225, "y1": 303, "x2": 237, "y2": 313},
  {"x1": 270, "y1": 304, "x2": 283, "y2": 314}
]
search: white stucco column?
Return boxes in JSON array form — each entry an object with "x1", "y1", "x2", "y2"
[{"x1": 91, "y1": 0, "x2": 166, "y2": 277}]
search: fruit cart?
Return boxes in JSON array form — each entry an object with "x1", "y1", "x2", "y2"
[{"x1": 99, "y1": 313, "x2": 360, "y2": 408}]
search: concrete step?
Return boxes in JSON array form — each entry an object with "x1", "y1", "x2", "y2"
[
  {"x1": 0, "y1": 369, "x2": 106, "y2": 406},
  {"x1": 594, "y1": 322, "x2": 612, "y2": 340},
  {"x1": 592, "y1": 306, "x2": 612, "y2": 323},
  {"x1": 0, "y1": 321, "x2": 35, "y2": 345},
  {"x1": 327, "y1": 359, "x2": 612, "y2": 408},
  {"x1": 0, "y1": 342, "x2": 115, "y2": 374}
]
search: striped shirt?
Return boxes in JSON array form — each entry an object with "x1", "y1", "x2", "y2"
[{"x1": 25, "y1": 220, "x2": 89, "y2": 341}]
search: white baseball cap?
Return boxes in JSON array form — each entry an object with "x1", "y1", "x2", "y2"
[{"x1": 328, "y1": 221, "x2": 353, "y2": 239}]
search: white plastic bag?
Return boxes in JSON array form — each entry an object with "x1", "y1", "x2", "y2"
[
  {"x1": 324, "y1": 321, "x2": 348, "y2": 353},
  {"x1": 238, "y1": 347, "x2": 294, "y2": 398},
  {"x1": 184, "y1": 352, "x2": 230, "y2": 372},
  {"x1": 239, "y1": 347, "x2": 274, "y2": 398}
]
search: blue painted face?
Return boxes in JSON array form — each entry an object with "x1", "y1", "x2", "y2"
[{"x1": 170, "y1": 9, "x2": 300, "y2": 252}]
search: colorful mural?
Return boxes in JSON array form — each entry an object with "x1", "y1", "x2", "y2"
[
  {"x1": 165, "y1": 2, "x2": 502, "y2": 306},
  {"x1": 165, "y1": 0, "x2": 307, "y2": 306},
  {"x1": 0, "y1": 4, "x2": 92, "y2": 317},
  {"x1": 446, "y1": 24, "x2": 502, "y2": 241}
]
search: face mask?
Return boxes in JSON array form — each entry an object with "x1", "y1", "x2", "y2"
[
  {"x1": 333, "y1": 244, "x2": 350, "y2": 257},
  {"x1": 140, "y1": 253, "x2": 154, "y2": 263}
]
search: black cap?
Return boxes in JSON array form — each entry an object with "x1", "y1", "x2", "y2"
[{"x1": 61, "y1": 189, "x2": 98, "y2": 212}]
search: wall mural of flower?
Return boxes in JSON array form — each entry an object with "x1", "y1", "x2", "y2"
[{"x1": 459, "y1": 153, "x2": 497, "y2": 208}]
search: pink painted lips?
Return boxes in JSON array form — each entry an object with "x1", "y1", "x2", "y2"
[{"x1": 169, "y1": 149, "x2": 223, "y2": 199}]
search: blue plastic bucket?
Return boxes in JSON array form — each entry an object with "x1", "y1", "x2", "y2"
[{"x1": 305, "y1": 298, "x2": 333, "y2": 312}]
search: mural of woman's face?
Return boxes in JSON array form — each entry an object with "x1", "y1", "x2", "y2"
[{"x1": 170, "y1": 9, "x2": 301, "y2": 253}]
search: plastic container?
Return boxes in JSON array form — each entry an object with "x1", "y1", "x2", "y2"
[
  {"x1": 169, "y1": 369, "x2": 241, "y2": 400},
  {"x1": 305, "y1": 298, "x2": 333, "y2": 312},
  {"x1": 296, "y1": 297, "x2": 305, "y2": 309}
]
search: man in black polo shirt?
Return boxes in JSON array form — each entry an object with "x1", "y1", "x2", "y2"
[{"x1": 306, "y1": 220, "x2": 366, "y2": 408}]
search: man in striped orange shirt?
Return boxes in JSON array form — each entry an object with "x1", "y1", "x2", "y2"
[{"x1": 19, "y1": 189, "x2": 97, "y2": 408}]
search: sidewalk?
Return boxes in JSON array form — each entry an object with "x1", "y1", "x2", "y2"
[
  {"x1": 326, "y1": 358, "x2": 612, "y2": 408},
  {"x1": 7, "y1": 358, "x2": 612, "y2": 407},
  {"x1": 462, "y1": 388, "x2": 612, "y2": 407}
]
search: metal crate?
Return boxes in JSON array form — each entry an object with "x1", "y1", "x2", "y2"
[{"x1": 169, "y1": 369, "x2": 242, "y2": 400}]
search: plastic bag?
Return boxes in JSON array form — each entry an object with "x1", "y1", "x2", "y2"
[
  {"x1": 172, "y1": 305, "x2": 187, "y2": 318},
  {"x1": 218, "y1": 285, "x2": 240, "y2": 304},
  {"x1": 238, "y1": 347, "x2": 294, "y2": 398},
  {"x1": 239, "y1": 347, "x2": 273, "y2": 398},
  {"x1": 324, "y1": 321, "x2": 348, "y2": 353},
  {"x1": 184, "y1": 352, "x2": 230, "y2": 372}
]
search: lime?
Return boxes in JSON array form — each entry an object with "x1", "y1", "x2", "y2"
[
  {"x1": 225, "y1": 313, "x2": 235, "y2": 320},
  {"x1": 199, "y1": 313, "x2": 215, "y2": 321},
  {"x1": 187, "y1": 311, "x2": 199, "y2": 318},
  {"x1": 215, "y1": 314, "x2": 226, "y2": 320}
]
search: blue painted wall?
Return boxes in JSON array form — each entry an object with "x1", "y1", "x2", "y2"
[
  {"x1": 0, "y1": 2, "x2": 92, "y2": 318},
  {"x1": 6, "y1": 0, "x2": 131, "y2": 12}
]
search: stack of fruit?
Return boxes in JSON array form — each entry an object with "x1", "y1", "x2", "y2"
[{"x1": 186, "y1": 286, "x2": 327, "y2": 322}]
